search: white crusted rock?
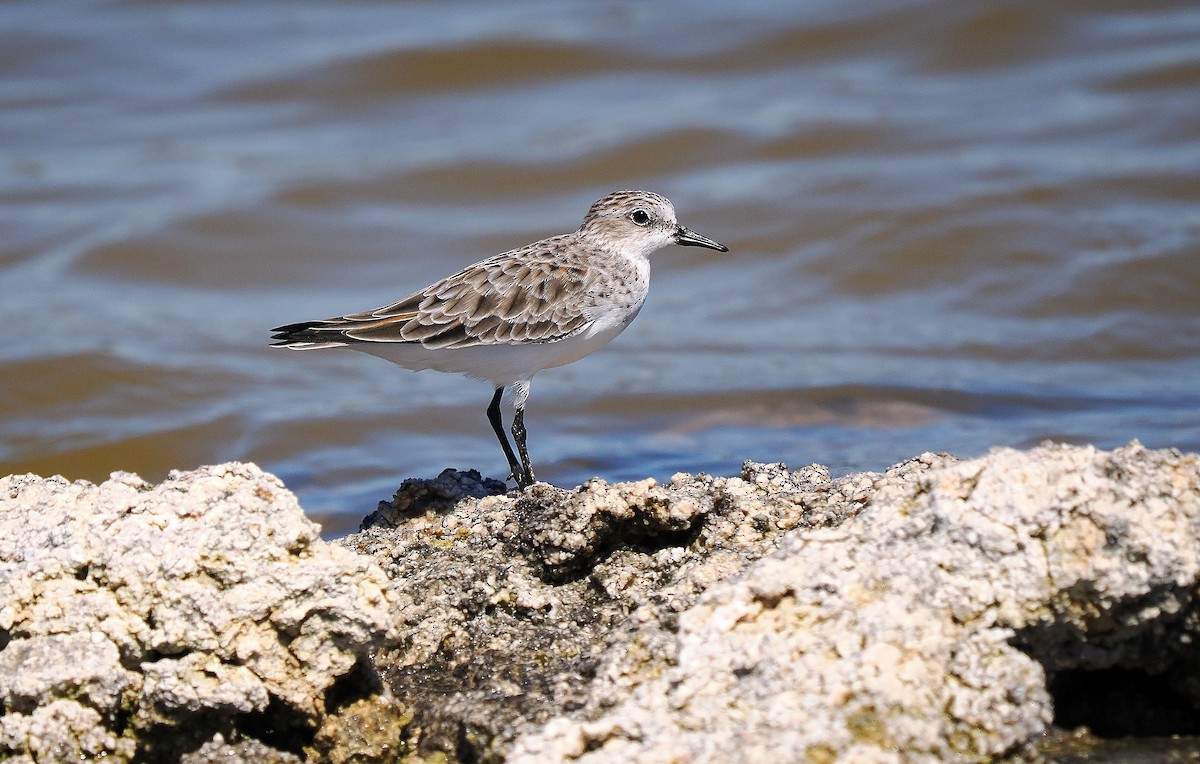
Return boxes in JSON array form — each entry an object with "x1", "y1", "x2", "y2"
[
  {"x1": 0, "y1": 699, "x2": 135, "y2": 762},
  {"x1": 508, "y1": 442, "x2": 1200, "y2": 763},
  {"x1": 0, "y1": 632, "x2": 130, "y2": 715},
  {"x1": 0, "y1": 463, "x2": 396, "y2": 761}
]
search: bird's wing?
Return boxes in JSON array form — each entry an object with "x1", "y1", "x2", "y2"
[{"x1": 272, "y1": 245, "x2": 594, "y2": 349}]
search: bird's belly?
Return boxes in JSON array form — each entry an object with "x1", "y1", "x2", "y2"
[{"x1": 541, "y1": 313, "x2": 634, "y2": 369}]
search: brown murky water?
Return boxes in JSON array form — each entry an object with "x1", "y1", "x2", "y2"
[{"x1": 3, "y1": 1, "x2": 1199, "y2": 536}]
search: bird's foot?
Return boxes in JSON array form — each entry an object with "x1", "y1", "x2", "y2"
[{"x1": 508, "y1": 468, "x2": 536, "y2": 490}]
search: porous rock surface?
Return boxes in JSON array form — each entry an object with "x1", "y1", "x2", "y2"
[
  {"x1": 348, "y1": 459, "x2": 870, "y2": 761},
  {"x1": 347, "y1": 441, "x2": 1200, "y2": 763},
  {"x1": 0, "y1": 463, "x2": 397, "y2": 762},
  {"x1": 3, "y1": 441, "x2": 1199, "y2": 763},
  {"x1": 505, "y1": 441, "x2": 1200, "y2": 763}
]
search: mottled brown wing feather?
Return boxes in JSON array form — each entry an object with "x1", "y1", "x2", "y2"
[{"x1": 335, "y1": 246, "x2": 593, "y2": 349}]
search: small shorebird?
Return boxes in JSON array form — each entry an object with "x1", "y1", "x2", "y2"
[{"x1": 271, "y1": 189, "x2": 728, "y2": 489}]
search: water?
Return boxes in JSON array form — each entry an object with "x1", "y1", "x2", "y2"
[{"x1": 3, "y1": 0, "x2": 1199, "y2": 536}]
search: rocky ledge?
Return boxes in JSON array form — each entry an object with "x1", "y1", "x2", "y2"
[{"x1": 2, "y1": 441, "x2": 1199, "y2": 762}]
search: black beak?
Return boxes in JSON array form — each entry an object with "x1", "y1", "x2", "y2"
[{"x1": 674, "y1": 225, "x2": 728, "y2": 252}]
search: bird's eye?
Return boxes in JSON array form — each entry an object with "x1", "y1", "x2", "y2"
[{"x1": 630, "y1": 209, "x2": 651, "y2": 226}]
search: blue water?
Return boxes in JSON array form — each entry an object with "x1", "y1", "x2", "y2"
[{"x1": 2, "y1": 0, "x2": 1199, "y2": 535}]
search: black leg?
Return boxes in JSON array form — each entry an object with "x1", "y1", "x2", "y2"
[
  {"x1": 487, "y1": 387, "x2": 523, "y2": 485},
  {"x1": 511, "y1": 405, "x2": 535, "y2": 488}
]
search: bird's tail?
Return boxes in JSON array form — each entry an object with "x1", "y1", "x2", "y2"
[{"x1": 270, "y1": 320, "x2": 351, "y2": 349}]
